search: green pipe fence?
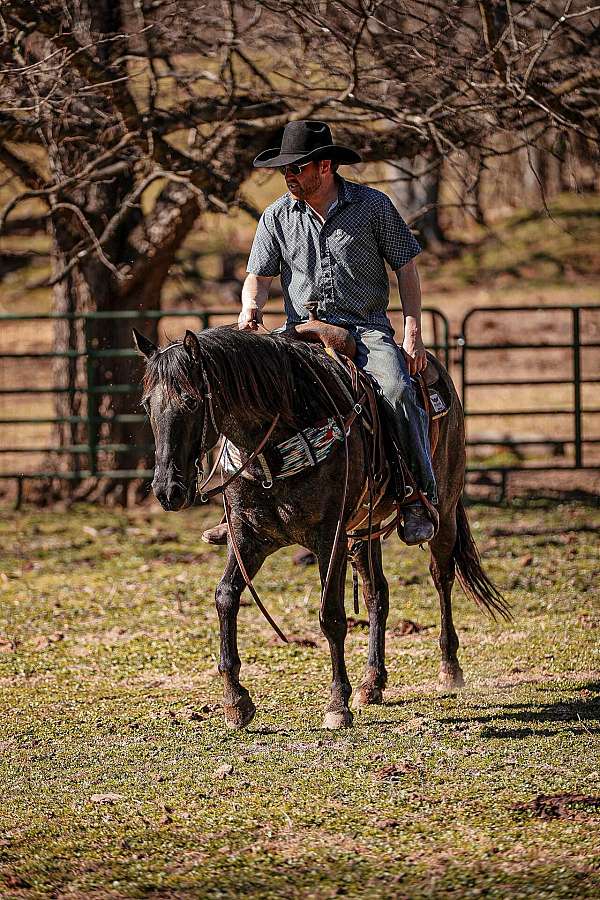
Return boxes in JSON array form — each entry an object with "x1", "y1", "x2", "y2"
[
  {"x1": 0, "y1": 307, "x2": 449, "y2": 495},
  {"x1": 2, "y1": 304, "x2": 599, "y2": 502}
]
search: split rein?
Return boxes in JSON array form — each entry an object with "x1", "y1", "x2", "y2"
[{"x1": 190, "y1": 337, "x2": 368, "y2": 645}]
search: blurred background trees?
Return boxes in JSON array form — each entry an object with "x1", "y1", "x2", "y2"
[{"x1": 0, "y1": 0, "x2": 598, "y2": 500}]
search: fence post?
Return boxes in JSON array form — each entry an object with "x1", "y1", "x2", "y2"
[
  {"x1": 84, "y1": 316, "x2": 98, "y2": 476},
  {"x1": 572, "y1": 306, "x2": 582, "y2": 467}
]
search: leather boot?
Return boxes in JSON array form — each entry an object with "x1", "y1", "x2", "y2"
[
  {"x1": 201, "y1": 522, "x2": 228, "y2": 545},
  {"x1": 401, "y1": 501, "x2": 436, "y2": 546}
]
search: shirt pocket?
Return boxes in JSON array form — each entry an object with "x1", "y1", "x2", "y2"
[
  {"x1": 282, "y1": 240, "x2": 317, "y2": 273},
  {"x1": 330, "y1": 226, "x2": 380, "y2": 275}
]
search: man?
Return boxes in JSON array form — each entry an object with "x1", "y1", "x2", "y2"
[{"x1": 207, "y1": 120, "x2": 437, "y2": 545}]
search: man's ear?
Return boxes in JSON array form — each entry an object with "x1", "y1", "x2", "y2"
[
  {"x1": 183, "y1": 329, "x2": 201, "y2": 364},
  {"x1": 133, "y1": 328, "x2": 158, "y2": 359}
]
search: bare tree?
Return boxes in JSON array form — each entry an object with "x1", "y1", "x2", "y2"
[{"x1": 0, "y1": 0, "x2": 598, "y2": 501}]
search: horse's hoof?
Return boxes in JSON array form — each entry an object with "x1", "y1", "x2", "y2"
[
  {"x1": 224, "y1": 695, "x2": 256, "y2": 729},
  {"x1": 438, "y1": 666, "x2": 465, "y2": 692},
  {"x1": 323, "y1": 709, "x2": 353, "y2": 730},
  {"x1": 352, "y1": 685, "x2": 384, "y2": 709}
]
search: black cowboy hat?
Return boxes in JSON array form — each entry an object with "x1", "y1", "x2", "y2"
[{"x1": 253, "y1": 120, "x2": 361, "y2": 168}]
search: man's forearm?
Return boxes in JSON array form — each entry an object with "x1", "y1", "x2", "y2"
[
  {"x1": 397, "y1": 260, "x2": 422, "y2": 334},
  {"x1": 241, "y1": 273, "x2": 271, "y2": 312}
]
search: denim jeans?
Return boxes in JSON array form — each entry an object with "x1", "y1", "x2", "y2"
[{"x1": 352, "y1": 326, "x2": 438, "y2": 504}]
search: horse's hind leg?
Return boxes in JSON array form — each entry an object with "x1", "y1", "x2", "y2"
[
  {"x1": 317, "y1": 540, "x2": 353, "y2": 729},
  {"x1": 429, "y1": 506, "x2": 465, "y2": 691},
  {"x1": 352, "y1": 539, "x2": 389, "y2": 709},
  {"x1": 215, "y1": 539, "x2": 271, "y2": 729}
]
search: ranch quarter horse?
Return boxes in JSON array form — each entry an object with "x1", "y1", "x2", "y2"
[{"x1": 135, "y1": 325, "x2": 508, "y2": 730}]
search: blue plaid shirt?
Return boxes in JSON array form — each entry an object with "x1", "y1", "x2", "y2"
[{"x1": 246, "y1": 177, "x2": 421, "y2": 329}]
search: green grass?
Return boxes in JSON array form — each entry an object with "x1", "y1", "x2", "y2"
[
  {"x1": 0, "y1": 502, "x2": 599, "y2": 898},
  {"x1": 436, "y1": 193, "x2": 600, "y2": 289}
]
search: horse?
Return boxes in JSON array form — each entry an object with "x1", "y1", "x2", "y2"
[{"x1": 134, "y1": 325, "x2": 507, "y2": 730}]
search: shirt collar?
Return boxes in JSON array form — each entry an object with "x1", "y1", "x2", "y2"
[{"x1": 289, "y1": 175, "x2": 359, "y2": 212}]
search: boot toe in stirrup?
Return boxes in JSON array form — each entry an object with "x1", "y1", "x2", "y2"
[
  {"x1": 201, "y1": 523, "x2": 229, "y2": 545},
  {"x1": 401, "y1": 503, "x2": 435, "y2": 546}
]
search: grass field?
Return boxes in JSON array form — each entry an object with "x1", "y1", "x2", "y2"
[{"x1": 0, "y1": 500, "x2": 598, "y2": 898}]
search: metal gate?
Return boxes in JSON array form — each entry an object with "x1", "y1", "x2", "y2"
[
  {"x1": 1, "y1": 303, "x2": 598, "y2": 504},
  {"x1": 459, "y1": 305, "x2": 600, "y2": 499}
]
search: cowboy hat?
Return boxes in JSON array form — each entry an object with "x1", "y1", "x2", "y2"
[{"x1": 253, "y1": 120, "x2": 361, "y2": 168}]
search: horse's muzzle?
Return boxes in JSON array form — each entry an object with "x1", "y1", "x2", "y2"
[{"x1": 154, "y1": 480, "x2": 195, "y2": 511}]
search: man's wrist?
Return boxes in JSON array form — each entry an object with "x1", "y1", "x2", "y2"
[{"x1": 404, "y1": 317, "x2": 421, "y2": 336}]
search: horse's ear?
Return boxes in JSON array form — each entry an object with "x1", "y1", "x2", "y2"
[
  {"x1": 183, "y1": 329, "x2": 201, "y2": 364},
  {"x1": 133, "y1": 328, "x2": 158, "y2": 360}
]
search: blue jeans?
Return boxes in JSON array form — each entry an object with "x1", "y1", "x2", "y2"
[{"x1": 353, "y1": 326, "x2": 438, "y2": 504}]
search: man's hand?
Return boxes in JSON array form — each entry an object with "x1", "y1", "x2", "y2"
[
  {"x1": 238, "y1": 306, "x2": 262, "y2": 330},
  {"x1": 397, "y1": 261, "x2": 427, "y2": 375},
  {"x1": 402, "y1": 330, "x2": 428, "y2": 376}
]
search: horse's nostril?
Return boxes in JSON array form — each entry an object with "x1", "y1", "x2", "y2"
[{"x1": 166, "y1": 484, "x2": 185, "y2": 509}]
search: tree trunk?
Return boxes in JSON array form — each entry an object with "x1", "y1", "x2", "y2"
[{"x1": 386, "y1": 155, "x2": 448, "y2": 253}]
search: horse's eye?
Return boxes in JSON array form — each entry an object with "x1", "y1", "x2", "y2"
[{"x1": 181, "y1": 394, "x2": 199, "y2": 412}]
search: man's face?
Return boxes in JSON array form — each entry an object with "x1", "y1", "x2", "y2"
[{"x1": 284, "y1": 161, "x2": 328, "y2": 200}]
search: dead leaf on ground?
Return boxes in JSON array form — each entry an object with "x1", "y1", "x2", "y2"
[
  {"x1": 158, "y1": 552, "x2": 210, "y2": 564},
  {"x1": 513, "y1": 793, "x2": 600, "y2": 820},
  {"x1": 32, "y1": 632, "x2": 64, "y2": 651},
  {"x1": 142, "y1": 530, "x2": 179, "y2": 545},
  {"x1": 390, "y1": 620, "x2": 429, "y2": 636},
  {"x1": 578, "y1": 614, "x2": 599, "y2": 629},
  {"x1": 269, "y1": 634, "x2": 318, "y2": 647},
  {"x1": 0, "y1": 636, "x2": 16, "y2": 653},
  {"x1": 397, "y1": 574, "x2": 422, "y2": 586},
  {"x1": 290, "y1": 636, "x2": 318, "y2": 647},
  {"x1": 346, "y1": 617, "x2": 369, "y2": 630},
  {"x1": 90, "y1": 793, "x2": 126, "y2": 804},
  {"x1": 4, "y1": 873, "x2": 31, "y2": 889},
  {"x1": 375, "y1": 762, "x2": 418, "y2": 781}
]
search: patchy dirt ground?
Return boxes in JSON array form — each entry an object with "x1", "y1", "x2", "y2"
[{"x1": 0, "y1": 500, "x2": 598, "y2": 898}]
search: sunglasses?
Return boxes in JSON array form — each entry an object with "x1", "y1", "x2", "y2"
[{"x1": 280, "y1": 161, "x2": 313, "y2": 176}]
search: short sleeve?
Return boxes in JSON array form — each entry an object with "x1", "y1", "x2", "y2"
[
  {"x1": 246, "y1": 211, "x2": 281, "y2": 276},
  {"x1": 375, "y1": 195, "x2": 422, "y2": 270}
]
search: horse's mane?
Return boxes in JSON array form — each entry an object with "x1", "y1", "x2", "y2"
[{"x1": 142, "y1": 326, "x2": 352, "y2": 425}]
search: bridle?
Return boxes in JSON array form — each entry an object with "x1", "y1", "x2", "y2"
[{"x1": 192, "y1": 358, "x2": 282, "y2": 503}]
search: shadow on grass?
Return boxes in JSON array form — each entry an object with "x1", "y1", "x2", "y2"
[
  {"x1": 440, "y1": 681, "x2": 600, "y2": 739},
  {"x1": 137, "y1": 855, "x2": 598, "y2": 899}
]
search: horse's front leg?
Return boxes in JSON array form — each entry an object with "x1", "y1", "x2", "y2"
[
  {"x1": 352, "y1": 538, "x2": 389, "y2": 709},
  {"x1": 317, "y1": 539, "x2": 353, "y2": 729},
  {"x1": 215, "y1": 535, "x2": 270, "y2": 729}
]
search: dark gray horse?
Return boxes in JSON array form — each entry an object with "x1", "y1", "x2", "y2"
[{"x1": 134, "y1": 326, "x2": 507, "y2": 730}]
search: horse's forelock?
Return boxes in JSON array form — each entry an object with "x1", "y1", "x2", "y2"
[{"x1": 142, "y1": 342, "x2": 203, "y2": 407}]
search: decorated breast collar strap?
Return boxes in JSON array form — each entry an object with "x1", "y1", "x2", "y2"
[{"x1": 197, "y1": 413, "x2": 281, "y2": 502}]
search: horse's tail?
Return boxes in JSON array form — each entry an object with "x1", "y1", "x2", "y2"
[{"x1": 452, "y1": 499, "x2": 511, "y2": 620}]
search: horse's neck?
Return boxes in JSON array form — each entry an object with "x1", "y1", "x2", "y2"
[{"x1": 218, "y1": 409, "x2": 276, "y2": 452}]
